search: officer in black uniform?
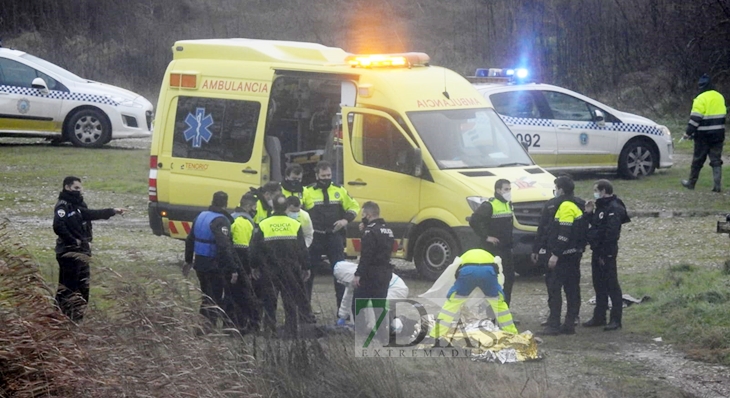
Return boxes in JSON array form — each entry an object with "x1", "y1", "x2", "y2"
[
  {"x1": 469, "y1": 178, "x2": 515, "y2": 305},
  {"x1": 250, "y1": 194, "x2": 315, "y2": 337},
  {"x1": 351, "y1": 201, "x2": 394, "y2": 336},
  {"x1": 53, "y1": 176, "x2": 125, "y2": 322},
  {"x1": 584, "y1": 179, "x2": 630, "y2": 331},
  {"x1": 184, "y1": 191, "x2": 242, "y2": 331}
]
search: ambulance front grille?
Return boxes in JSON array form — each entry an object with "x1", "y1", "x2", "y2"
[{"x1": 512, "y1": 201, "x2": 545, "y2": 227}]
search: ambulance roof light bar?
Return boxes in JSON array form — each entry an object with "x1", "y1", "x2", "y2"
[{"x1": 345, "y1": 52, "x2": 430, "y2": 68}]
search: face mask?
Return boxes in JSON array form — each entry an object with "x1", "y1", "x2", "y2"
[
  {"x1": 266, "y1": 199, "x2": 273, "y2": 207},
  {"x1": 287, "y1": 179, "x2": 302, "y2": 188},
  {"x1": 594, "y1": 192, "x2": 601, "y2": 199},
  {"x1": 317, "y1": 178, "x2": 332, "y2": 188},
  {"x1": 553, "y1": 189, "x2": 561, "y2": 198},
  {"x1": 287, "y1": 211, "x2": 300, "y2": 220},
  {"x1": 248, "y1": 209, "x2": 257, "y2": 218},
  {"x1": 502, "y1": 192, "x2": 512, "y2": 202},
  {"x1": 361, "y1": 217, "x2": 369, "y2": 225}
]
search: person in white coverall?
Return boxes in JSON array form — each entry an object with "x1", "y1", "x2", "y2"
[{"x1": 333, "y1": 261, "x2": 408, "y2": 326}]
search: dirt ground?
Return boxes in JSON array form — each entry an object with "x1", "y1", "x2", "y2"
[{"x1": 3, "y1": 138, "x2": 730, "y2": 397}]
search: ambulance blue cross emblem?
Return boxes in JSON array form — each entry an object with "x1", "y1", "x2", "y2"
[{"x1": 184, "y1": 108, "x2": 214, "y2": 148}]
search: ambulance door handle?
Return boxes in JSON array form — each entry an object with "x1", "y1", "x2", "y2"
[
  {"x1": 242, "y1": 168, "x2": 258, "y2": 174},
  {"x1": 348, "y1": 181, "x2": 367, "y2": 186}
]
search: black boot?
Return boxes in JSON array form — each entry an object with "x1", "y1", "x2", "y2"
[
  {"x1": 681, "y1": 179, "x2": 696, "y2": 189},
  {"x1": 682, "y1": 166, "x2": 701, "y2": 190},
  {"x1": 604, "y1": 320, "x2": 622, "y2": 331},
  {"x1": 712, "y1": 167, "x2": 722, "y2": 192},
  {"x1": 582, "y1": 317, "x2": 607, "y2": 327}
]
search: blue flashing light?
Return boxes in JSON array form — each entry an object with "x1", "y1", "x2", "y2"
[{"x1": 515, "y1": 68, "x2": 529, "y2": 79}]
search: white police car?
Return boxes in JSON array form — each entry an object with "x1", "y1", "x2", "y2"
[
  {"x1": 0, "y1": 46, "x2": 153, "y2": 147},
  {"x1": 472, "y1": 68, "x2": 673, "y2": 178}
]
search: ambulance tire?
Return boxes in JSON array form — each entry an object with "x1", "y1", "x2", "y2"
[
  {"x1": 618, "y1": 140, "x2": 656, "y2": 179},
  {"x1": 414, "y1": 228, "x2": 459, "y2": 281},
  {"x1": 66, "y1": 108, "x2": 111, "y2": 148}
]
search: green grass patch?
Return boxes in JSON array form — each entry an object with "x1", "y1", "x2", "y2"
[{"x1": 623, "y1": 265, "x2": 730, "y2": 365}]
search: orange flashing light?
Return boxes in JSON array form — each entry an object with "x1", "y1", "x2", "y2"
[
  {"x1": 345, "y1": 52, "x2": 430, "y2": 68},
  {"x1": 169, "y1": 73, "x2": 198, "y2": 88}
]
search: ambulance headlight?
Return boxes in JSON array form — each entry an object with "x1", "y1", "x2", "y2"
[{"x1": 467, "y1": 196, "x2": 489, "y2": 211}]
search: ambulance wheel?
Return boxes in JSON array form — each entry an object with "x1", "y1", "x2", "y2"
[
  {"x1": 66, "y1": 108, "x2": 111, "y2": 148},
  {"x1": 414, "y1": 228, "x2": 459, "y2": 281},
  {"x1": 618, "y1": 140, "x2": 656, "y2": 179}
]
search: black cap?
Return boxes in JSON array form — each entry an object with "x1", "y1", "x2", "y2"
[{"x1": 699, "y1": 73, "x2": 712, "y2": 90}]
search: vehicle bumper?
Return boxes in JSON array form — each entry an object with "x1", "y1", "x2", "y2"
[
  {"x1": 110, "y1": 104, "x2": 154, "y2": 140},
  {"x1": 148, "y1": 202, "x2": 165, "y2": 236}
]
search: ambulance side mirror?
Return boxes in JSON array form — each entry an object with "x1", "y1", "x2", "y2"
[
  {"x1": 32, "y1": 78, "x2": 49, "y2": 95},
  {"x1": 412, "y1": 147, "x2": 423, "y2": 177},
  {"x1": 593, "y1": 109, "x2": 605, "y2": 127}
]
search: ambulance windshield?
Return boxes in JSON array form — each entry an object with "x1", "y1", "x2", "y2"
[{"x1": 407, "y1": 108, "x2": 532, "y2": 169}]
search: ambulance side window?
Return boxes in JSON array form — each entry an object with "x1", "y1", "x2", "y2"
[
  {"x1": 354, "y1": 114, "x2": 414, "y2": 175},
  {"x1": 172, "y1": 96, "x2": 260, "y2": 163}
]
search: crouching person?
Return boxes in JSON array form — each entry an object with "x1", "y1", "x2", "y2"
[
  {"x1": 334, "y1": 261, "x2": 409, "y2": 325},
  {"x1": 250, "y1": 194, "x2": 315, "y2": 337},
  {"x1": 430, "y1": 249, "x2": 517, "y2": 340}
]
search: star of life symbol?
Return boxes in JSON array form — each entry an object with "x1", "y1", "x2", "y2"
[{"x1": 184, "y1": 108, "x2": 214, "y2": 148}]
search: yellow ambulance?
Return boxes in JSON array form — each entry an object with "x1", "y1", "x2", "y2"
[{"x1": 148, "y1": 38, "x2": 556, "y2": 279}]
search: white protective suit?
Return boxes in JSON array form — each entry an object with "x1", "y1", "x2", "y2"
[{"x1": 333, "y1": 261, "x2": 409, "y2": 320}]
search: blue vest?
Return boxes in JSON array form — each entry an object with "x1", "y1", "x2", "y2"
[{"x1": 193, "y1": 211, "x2": 225, "y2": 258}]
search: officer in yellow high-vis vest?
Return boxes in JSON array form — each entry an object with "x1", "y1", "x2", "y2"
[
  {"x1": 250, "y1": 194, "x2": 315, "y2": 337},
  {"x1": 252, "y1": 181, "x2": 282, "y2": 225},
  {"x1": 681, "y1": 73, "x2": 727, "y2": 192},
  {"x1": 430, "y1": 249, "x2": 518, "y2": 340},
  {"x1": 227, "y1": 192, "x2": 259, "y2": 332},
  {"x1": 469, "y1": 178, "x2": 515, "y2": 306}
]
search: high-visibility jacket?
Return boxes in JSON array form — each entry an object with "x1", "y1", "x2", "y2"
[
  {"x1": 302, "y1": 183, "x2": 360, "y2": 233},
  {"x1": 469, "y1": 197, "x2": 513, "y2": 249},
  {"x1": 548, "y1": 198, "x2": 586, "y2": 256},
  {"x1": 231, "y1": 212, "x2": 255, "y2": 248},
  {"x1": 253, "y1": 199, "x2": 274, "y2": 225},
  {"x1": 251, "y1": 214, "x2": 310, "y2": 271},
  {"x1": 687, "y1": 90, "x2": 726, "y2": 142}
]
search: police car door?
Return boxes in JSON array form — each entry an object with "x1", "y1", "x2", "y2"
[
  {"x1": 541, "y1": 90, "x2": 617, "y2": 167},
  {"x1": 0, "y1": 57, "x2": 63, "y2": 134},
  {"x1": 487, "y1": 89, "x2": 556, "y2": 167},
  {"x1": 341, "y1": 108, "x2": 420, "y2": 255}
]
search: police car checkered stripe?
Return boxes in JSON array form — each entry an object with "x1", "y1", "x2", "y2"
[
  {"x1": 0, "y1": 85, "x2": 119, "y2": 106},
  {"x1": 500, "y1": 115, "x2": 665, "y2": 136}
]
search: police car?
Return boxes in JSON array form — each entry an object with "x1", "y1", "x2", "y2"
[
  {"x1": 472, "y1": 68, "x2": 673, "y2": 178},
  {"x1": 0, "y1": 46, "x2": 153, "y2": 147}
]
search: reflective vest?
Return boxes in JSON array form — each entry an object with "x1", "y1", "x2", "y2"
[
  {"x1": 253, "y1": 200, "x2": 273, "y2": 225},
  {"x1": 457, "y1": 249, "x2": 498, "y2": 277},
  {"x1": 193, "y1": 211, "x2": 224, "y2": 258},
  {"x1": 688, "y1": 90, "x2": 726, "y2": 140},
  {"x1": 302, "y1": 183, "x2": 360, "y2": 232},
  {"x1": 282, "y1": 186, "x2": 303, "y2": 199},
  {"x1": 552, "y1": 200, "x2": 586, "y2": 255},
  {"x1": 258, "y1": 214, "x2": 301, "y2": 242},
  {"x1": 231, "y1": 212, "x2": 255, "y2": 248}
]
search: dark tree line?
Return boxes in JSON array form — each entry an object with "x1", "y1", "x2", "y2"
[{"x1": 1, "y1": 0, "x2": 729, "y2": 116}]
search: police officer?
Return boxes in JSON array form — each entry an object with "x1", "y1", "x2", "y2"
[
  {"x1": 541, "y1": 176, "x2": 586, "y2": 336},
  {"x1": 584, "y1": 179, "x2": 630, "y2": 331},
  {"x1": 286, "y1": 195, "x2": 314, "y2": 248},
  {"x1": 303, "y1": 160, "x2": 360, "y2": 309},
  {"x1": 250, "y1": 194, "x2": 315, "y2": 337},
  {"x1": 281, "y1": 164, "x2": 304, "y2": 199},
  {"x1": 184, "y1": 191, "x2": 242, "y2": 331},
  {"x1": 430, "y1": 249, "x2": 518, "y2": 340},
  {"x1": 252, "y1": 181, "x2": 282, "y2": 224},
  {"x1": 351, "y1": 202, "x2": 394, "y2": 334},
  {"x1": 681, "y1": 73, "x2": 727, "y2": 192},
  {"x1": 469, "y1": 179, "x2": 515, "y2": 306},
  {"x1": 228, "y1": 192, "x2": 260, "y2": 332},
  {"x1": 53, "y1": 176, "x2": 125, "y2": 322}
]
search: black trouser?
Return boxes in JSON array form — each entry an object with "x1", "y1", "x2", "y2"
[
  {"x1": 223, "y1": 271, "x2": 259, "y2": 332},
  {"x1": 352, "y1": 269, "x2": 392, "y2": 341},
  {"x1": 591, "y1": 249, "x2": 622, "y2": 324},
  {"x1": 257, "y1": 267, "x2": 315, "y2": 336},
  {"x1": 55, "y1": 253, "x2": 91, "y2": 322},
  {"x1": 196, "y1": 269, "x2": 226, "y2": 331},
  {"x1": 487, "y1": 245, "x2": 514, "y2": 306},
  {"x1": 307, "y1": 232, "x2": 346, "y2": 310},
  {"x1": 545, "y1": 253, "x2": 582, "y2": 327},
  {"x1": 689, "y1": 137, "x2": 724, "y2": 180}
]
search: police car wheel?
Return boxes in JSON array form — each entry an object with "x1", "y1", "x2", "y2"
[
  {"x1": 618, "y1": 140, "x2": 656, "y2": 179},
  {"x1": 414, "y1": 228, "x2": 459, "y2": 281},
  {"x1": 66, "y1": 109, "x2": 111, "y2": 148}
]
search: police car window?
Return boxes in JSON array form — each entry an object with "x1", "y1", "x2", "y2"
[
  {"x1": 351, "y1": 114, "x2": 415, "y2": 175},
  {"x1": 0, "y1": 58, "x2": 37, "y2": 88},
  {"x1": 172, "y1": 96, "x2": 260, "y2": 163},
  {"x1": 543, "y1": 91, "x2": 593, "y2": 122},
  {"x1": 408, "y1": 108, "x2": 532, "y2": 169},
  {"x1": 490, "y1": 91, "x2": 542, "y2": 119}
]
